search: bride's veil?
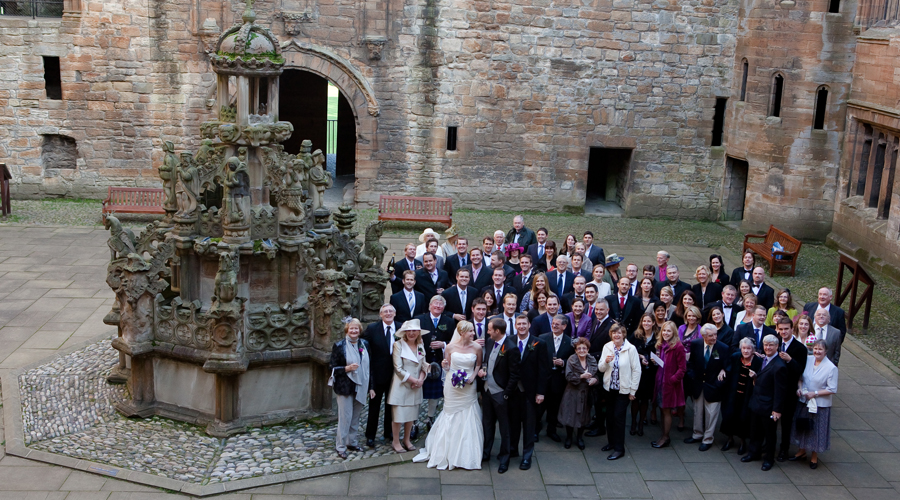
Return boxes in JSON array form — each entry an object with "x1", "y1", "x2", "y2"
[{"x1": 449, "y1": 321, "x2": 474, "y2": 347}]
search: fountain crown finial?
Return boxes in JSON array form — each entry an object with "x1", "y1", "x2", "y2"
[{"x1": 242, "y1": 0, "x2": 256, "y2": 24}]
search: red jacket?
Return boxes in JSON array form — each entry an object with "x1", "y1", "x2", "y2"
[{"x1": 657, "y1": 343, "x2": 686, "y2": 408}]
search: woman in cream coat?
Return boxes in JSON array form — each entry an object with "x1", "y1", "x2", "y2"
[
  {"x1": 597, "y1": 323, "x2": 642, "y2": 460},
  {"x1": 388, "y1": 319, "x2": 428, "y2": 453}
]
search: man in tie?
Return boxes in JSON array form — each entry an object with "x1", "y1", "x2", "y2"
[
  {"x1": 548, "y1": 255, "x2": 575, "y2": 297},
  {"x1": 585, "y1": 300, "x2": 612, "y2": 437},
  {"x1": 624, "y1": 263, "x2": 640, "y2": 297},
  {"x1": 563, "y1": 275, "x2": 588, "y2": 313},
  {"x1": 490, "y1": 293, "x2": 521, "y2": 341},
  {"x1": 442, "y1": 268, "x2": 476, "y2": 321},
  {"x1": 444, "y1": 237, "x2": 470, "y2": 284},
  {"x1": 530, "y1": 295, "x2": 572, "y2": 337},
  {"x1": 584, "y1": 283, "x2": 599, "y2": 316},
  {"x1": 813, "y1": 308, "x2": 844, "y2": 365},
  {"x1": 526, "y1": 228, "x2": 550, "y2": 272},
  {"x1": 570, "y1": 252, "x2": 592, "y2": 281},
  {"x1": 606, "y1": 276, "x2": 642, "y2": 333},
  {"x1": 414, "y1": 251, "x2": 450, "y2": 302},
  {"x1": 653, "y1": 264, "x2": 690, "y2": 301},
  {"x1": 685, "y1": 324, "x2": 731, "y2": 451},
  {"x1": 704, "y1": 285, "x2": 743, "y2": 328},
  {"x1": 803, "y1": 287, "x2": 848, "y2": 336},
  {"x1": 750, "y1": 267, "x2": 775, "y2": 310},
  {"x1": 509, "y1": 315, "x2": 549, "y2": 470},
  {"x1": 390, "y1": 243, "x2": 423, "y2": 294},
  {"x1": 471, "y1": 298, "x2": 490, "y2": 347},
  {"x1": 775, "y1": 316, "x2": 808, "y2": 462},
  {"x1": 505, "y1": 215, "x2": 538, "y2": 248},
  {"x1": 742, "y1": 335, "x2": 787, "y2": 471},
  {"x1": 361, "y1": 304, "x2": 399, "y2": 447},
  {"x1": 656, "y1": 250, "x2": 670, "y2": 283},
  {"x1": 733, "y1": 305, "x2": 775, "y2": 352},
  {"x1": 489, "y1": 250, "x2": 517, "y2": 286},
  {"x1": 538, "y1": 315, "x2": 575, "y2": 442},
  {"x1": 466, "y1": 248, "x2": 493, "y2": 292},
  {"x1": 389, "y1": 270, "x2": 426, "y2": 323},
  {"x1": 483, "y1": 267, "x2": 519, "y2": 311},
  {"x1": 415, "y1": 296, "x2": 457, "y2": 428},
  {"x1": 479, "y1": 318, "x2": 521, "y2": 474},
  {"x1": 512, "y1": 254, "x2": 536, "y2": 302},
  {"x1": 731, "y1": 250, "x2": 756, "y2": 287},
  {"x1": 582, "y1": 231, "x2": 606, "y2": 267}
]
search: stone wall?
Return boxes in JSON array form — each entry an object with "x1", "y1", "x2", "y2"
[{"x1": 724, "y1": 0, "x2": 858, "y2": 240}]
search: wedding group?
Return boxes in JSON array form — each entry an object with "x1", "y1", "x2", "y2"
[{"x1": 329, "y1": 215, "x2": 846, "y2": 473}]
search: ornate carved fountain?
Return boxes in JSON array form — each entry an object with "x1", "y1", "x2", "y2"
[{"x1": 104, "y1": 2, "x2": 388, "y2": 436}]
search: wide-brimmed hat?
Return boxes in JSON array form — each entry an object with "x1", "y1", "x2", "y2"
[
  {"x1": 606, "y1": 253, "x2": 624, "y2": 266},
  {"x1": 418, "y1": 228, "x2": 441, "y2": 243},
  {"x1": 396, "y1": 319, "x2": 428, "y2": 336},
  {"x1": 505, "y1": 242, "x2": 524, "y2": 258},
  {"x1": 444, "y1": 224, "x2": 460, "y2": 237}
]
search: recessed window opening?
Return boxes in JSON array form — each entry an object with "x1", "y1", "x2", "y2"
[
  {"x1": 42, "y1": 56, "x2": 61, "y2": 100},
  {"x1": 711, "y1": 97, "x2": 727, "y2": 146},
  {"x1": 813, "y1": 86, "x2": 828, "y2": 130},
  {"x1": 739, "y1": 60, "x2": 748, "y2": 101},
  {"x1": 447, "y1": 126, "x2": 458, "y2": 151},
  {"x1": 828, "y1": 0, "x2": 840, "y2": 13},
  {"x1": 770, "y1": 74, "x2": 784, "y2": 118}
]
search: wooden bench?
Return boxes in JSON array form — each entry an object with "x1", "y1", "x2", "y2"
[
  {"x1": 743, "y1": 225, "x2": 802, "y2": 277},
  {"x1": 378, "y1": 195, "x2": 452, "y2": 226},
  {"x1": 102, "y1": 187, "x2": 165, "y2": 222}
]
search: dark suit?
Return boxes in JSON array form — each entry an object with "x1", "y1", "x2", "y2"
[
  {"x1": 691, "y1": 283, "x2": 723, "y2": 309},
  {"x1": 704, "y1": 300, "x2": 743, "y2": 329},
  {"x1": 605, "y1": 293, "x2": 642, "y2": 334},
  {"x1": 547, "y1": 269, "x2": 575, "y2": 296},
  {"x1": 526, "y1": 242, "x2": 551, "y2": 272},
  {"x1": 506, "y1": 226, "x2": 537, "y2": 249},
  {"x1": 481, "y1": 284, "x2": 519, "y2": 310},
  {"x1": 489, "y1": 313, "x2": 521, "y2": 338},
  {"x1": 389, "y1": 289, "x2": 426, "y2": 324},
  {"x1": 731, "y1": 267, "x2": 754, "y2": 287},
  {"x1": 747, "y1": 355, "x2": 788, "y2": 463},
  {"x1": 414, "y1": 268, "x2": 450, "y2": 302},
  {"x1": 444, "y1": 253, "x2": 470, "y2": 284},
  {"x1": 391, "y1": 258, "x2": 422, "y2": 294},
  {"x1": 465, "y1": 264, "x2": 493, "y2": 292},
  {"x1": 733, "y1": 322, "x2": 775, "y2": 353},
  {"x1": 752, "y1": 282, "x2": 775, "y2": 310},
  {"x1": 778, "y1": 338, "x2": 808, "y2": 454},
  {"x1": 687, "y1": 340, "x2": 731, "y2": 402},
  {"x1": 442, "y1": 286, "x2": 477, "y2": 319},
  {"x1": 654, "y1": 280, "x2": 691, "y2": 303},
  {"x1": 530, "y1": 312, "x2": 572, "y2": 338},
  {"x1": 538, "y1": 332, "x2": 575, "y2": 435},
  {"x1": 586, "y1": 315, "x2": 613, "y2": 431},
  {"x1": 361, "y1": 320, "x2": 399, "y2": 440},
  {"x1": 803, "y1": 302, "x2": 848, "y2": 335},
  {"x1": 415, "y1": 313, "x2": 456, "y2": 365},
  {"x1": 584, "y1": 244, "x2": 605, "y2": 268},
  {"x1": 483, "y1": 336, "x2": 522, "y2": 467},
  {"x1": 509, "y1": 335, "x2": 550, "y2": 461},
  {"x1": 512, "y1": 271, "x2": 536, "y2": 302}
]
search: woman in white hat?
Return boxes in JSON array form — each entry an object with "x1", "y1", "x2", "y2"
[
  {"x1": 388, "y1": 319, "x2": 428, "y2": 453},
  {"x1": 416, "y1": 228, "x2": 445, "y2": 260},
  {"x1": 441, "y1": 225, "x2": 460, "y2": 259}
]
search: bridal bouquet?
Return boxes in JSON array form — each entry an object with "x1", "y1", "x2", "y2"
[{"x1": 451, "y1": 369, "x2": 468, "y2": 388}]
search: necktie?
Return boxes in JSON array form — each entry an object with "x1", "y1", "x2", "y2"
[
  {"x1": 431, "y1": 272, "x2": 437, "y2": 284},
  {"x1": 704, "y1": 345, "x2": 711, "y2": 364},
  {"x1": 508, "y1": 317, "x2": 514, "y2": 336},
  {"x1": 460, "y1": 256, "x2": 466, "y2": 267},
  {"x1": 783, "y1": 343, "x2": 787, "y2": 352},
  {"x1": 497, "y1": 289, "x2": 503, "y2": 306},
  {"x1": 538, "y1": 244, "x2": 544, "y2": 259},
  {"x1": 762, "y1": 356, "x2": 769, "y2": 370},
  {"x1": 754, "y1": 328, "x2": 760, "y2": 344},
  {"x1": 408, "y1": 292, "x2": 415, "y2": 312},
  {"x1": 477, "y1": 323, "x2": 482, "y2": 338},
  {"x1": 473, "y1": 267, "x2": 479, "y2": 282},
  {"x1": 433, "y1": 317, "x2": 438, "y2": 329},
  {"x1": 557, "y1": 273, "x2": 563, "y2": 292},
  {"x1": 619, "y1": 296, "x2": 625, "y2": 310},
  {"x1": 519, "y1": 339, "x2": 524, "y2": 354},
  {"x1": 460, "y1": 289, "x2": 466, "y2": 308},
  {"x1": 385, "y1": 325, "x2": 392, "y2": 345}
]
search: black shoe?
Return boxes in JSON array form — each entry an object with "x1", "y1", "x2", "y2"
[
  {"x1": 699, "y1": 443, "x2": 712, "y2": 452},
  {"x1": 547, "y1": 433, "x2": 562, "y2": 443},
  {"x1": 601, "y1": 444, "x2": 613, "y2": 452},
  {"x1": 607, "y1": 451, "x2": 624, "y2": 460},
  {"x1": 630, "y1": 422, "x2": 637, "y2": 436},
  {"x1": 741, "y1": 454, "x2": 757, "y2": 463},
  {"x1": 737, "y1": 444, "x2": 747, "y2": 455},
  {"x1": 519, "y1": 459, "x2": 531, "y2": 470},
  {"x1": 366, "y1": 438, "x2": 375, "y2": 448},
  {"x1": 585, "y1": 428, "x2": 605, "y2": 437},
  {"x1": 788, "y1": 453, "x2": 807, "y2": 462},
  {"x1": 337, "y1": 450, "x2": 348, "y2": 459},
  {"x1": 651, "y1": 439, "x2": 669, "y2": 448},
  {"x1": 564, "y1": 437, "x2": 572, "y2": 449},
  {"x1": 509, "y1": 451, "x2": 519, "y2": 459},
  {"x1": 810, "y1": 460, "x2": 818, "y2": 469},
  {"x1": 347, "y1": 445, "x2": 363, "y2": 452},
  {"x1": 576, "y1": 438, "x2": 586, "y2": 450},
  {"x1": 684, "y1": 437, "x2": 700, "y2": 444},
  {"x1": 425, "y1": 417, "x2": 434, "y2": 430},
  {"x1": 482, "y1": 455, "x2": 490, "y2": 462},
  {"x1": 637, "y1": 422, "x2": 644, "y2": 437},
  {"x1": 776, "y1": 451, "x2": 787, "y2": 462},
  {"x1": 721, "y1": 439, "x2": 733, "y2": 452},
  {"x1": 410, "y1": 426, "x2": 419, "y2": 440},
  {"x1": 498, "y1": 463, "x2": 509, "y2": 474},
  {"x1": 761, "y1": 461, "x2": 773, "y2": 471}
]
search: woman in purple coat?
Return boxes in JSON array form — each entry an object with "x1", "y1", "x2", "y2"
[
  {"x1": 566, "y1": 297, "x2": 593, "y2": 338},
  {"x1": 651, "y1": 321, "x2": 686, "y2": 449}
]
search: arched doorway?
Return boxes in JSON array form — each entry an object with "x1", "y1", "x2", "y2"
[{"x1": 279, "y1": 69, "x2": 356, "y2": 184}]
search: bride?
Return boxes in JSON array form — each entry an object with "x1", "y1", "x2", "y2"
[{"x1": 413, "y1": 321, "x2": 484, "y2": 470}]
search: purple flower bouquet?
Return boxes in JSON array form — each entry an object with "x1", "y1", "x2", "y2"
[{"x1": 451, "y1": 369, "x2": 468, "y2": 388}]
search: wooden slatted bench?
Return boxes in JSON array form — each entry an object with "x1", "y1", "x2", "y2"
[
  {"x1": 378, "y1": 195, "x2": 452, "y2": 226},
  {"x1": 743, "y1": 225, "x2": 802, "y2": 277},
  {"x1": 102, "y1": 187, "x2": 166, "y2": 222}
]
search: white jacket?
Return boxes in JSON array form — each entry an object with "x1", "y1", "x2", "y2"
[{"x1": 597, "y1": 340, "x2": 642, "y2": 396}]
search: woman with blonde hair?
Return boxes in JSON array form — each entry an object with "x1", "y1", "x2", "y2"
[
  {"x1": 519, "y1": 272, "x2": 549, "y2": 312},
  {"x1": 691, "y1": 265, "x2": 722, "y2": 309},
  {"x1": 388, "y1": 319, "x2": 428, "y2": 453},
  {"x1": 651, "y1": 321, "x2": 686, "y2": 449},
  {"x1": 330, "y1": 318, "x2": 375, "y2": 459}
]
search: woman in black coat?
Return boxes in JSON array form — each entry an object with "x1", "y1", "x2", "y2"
[
  {"x1": 719, "y1": 337, "x2": 762, "y2": 454},
  {"x1": 330, "y1": 318, "x2": 374, "y2": 459}
]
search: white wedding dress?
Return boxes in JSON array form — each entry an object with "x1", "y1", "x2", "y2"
[{"x1": 413, "y1": 351, "x2": 483, "y2": 470}]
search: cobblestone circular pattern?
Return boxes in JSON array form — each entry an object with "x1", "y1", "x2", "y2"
[{"x1": 21, "y1": 339, "x2": 425, "y2": 484}]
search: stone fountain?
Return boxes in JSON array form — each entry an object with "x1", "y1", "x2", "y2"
[{"x1": 103, "y1": 2, "x2": 388, "y2": 436}]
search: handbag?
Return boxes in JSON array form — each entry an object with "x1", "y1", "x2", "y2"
[
  {"x1": 794, "y1": 404, "x2": 814, "y2": 432},
  {"x1": 327, "y1": 367, "x2": 336, "y2": 387}
]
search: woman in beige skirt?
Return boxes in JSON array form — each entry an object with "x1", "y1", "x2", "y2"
[{"x1": 388, "y1": 319, "x2": 428, "y2": 453}]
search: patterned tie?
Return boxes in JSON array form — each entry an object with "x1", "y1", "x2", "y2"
[
  {"x1": 519, "y1": 339, "x2": 525, "y2": 354},
  {"x1": 408, "y1": 292, "x2": 415, "y2": 312}
]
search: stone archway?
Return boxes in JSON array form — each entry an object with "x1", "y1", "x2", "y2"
[{"x1": 280, "y1": 41, "x2": 379, "y2": 205}]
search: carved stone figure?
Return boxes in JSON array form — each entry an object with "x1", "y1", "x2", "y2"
[
  {"x1": 358, "y1": 220, "x2": 387, "y2": 274},
  {"x1": 104, "y1": 216, "x2": 138, "y2": 261},
  {"x1": 215, "y1": 253, "x2": 238, "y2": 303},
  {"x1": 175, "y1": 153, "x2": 200, "y2": 218},
  {"x1": 160, "y1": 141, "x2": 178, "y2": 212},
  {"x1": 309, "y1": 269, "x2": 350, "y2": 349},
  {"x1": 223, "y1": 155, "x2": 250, "y2": 224},
  {"x1": 308, "y1": 148, "x2": 332, "y2": 210}
]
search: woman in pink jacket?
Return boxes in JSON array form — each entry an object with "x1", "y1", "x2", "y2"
[{"x1": 651, "y1": 321, "x2": 686, "y2": 449}]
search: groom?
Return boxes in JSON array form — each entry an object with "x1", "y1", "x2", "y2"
[{"x1": 479, "y1": 317, "x2": 521, "y2": 474}]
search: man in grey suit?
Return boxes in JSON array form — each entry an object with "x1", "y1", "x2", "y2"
[
  {"x1": 803, "y1": 287, "x2": 847, "y2": 336},
  {"x1": 813, "y1": 308, "x2": 845, "y2": 366}
]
